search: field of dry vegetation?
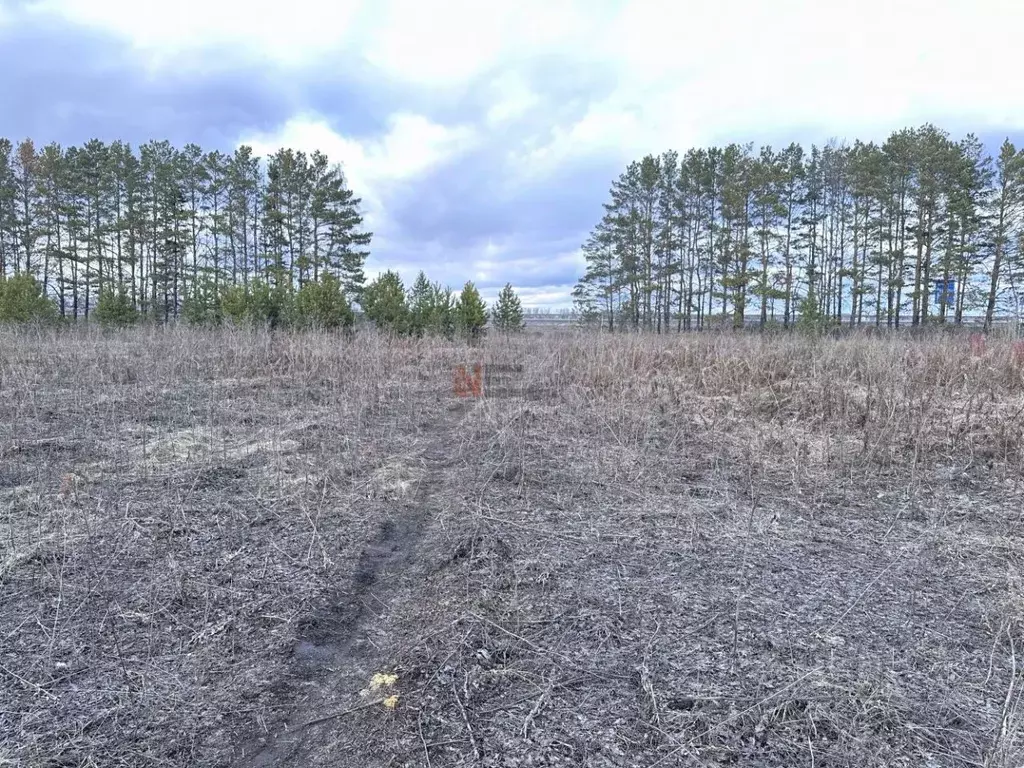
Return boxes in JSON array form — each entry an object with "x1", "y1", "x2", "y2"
[{"x1": 2, "y1": 326, "x2": 1024, "y2": 767}]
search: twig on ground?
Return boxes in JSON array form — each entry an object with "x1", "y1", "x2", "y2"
[
  {"x1": 452, "y1": 673, "x2": 482, "y2": 763},
  {"x1": 417, "y1": 708, "x2": 433, "y2": 768},
  {"x1": 293, "y1": 698, "x2": 388, "y2": 730},
  {"x1": 521, "y1": 680, "x2": 552, "y2": 738}
]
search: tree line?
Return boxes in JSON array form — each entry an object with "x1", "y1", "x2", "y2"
[
  {"x1": 0, "y1": 137, "x2": 371, "y2": 322},
  {"x1": 573, "y1": 125, "x2": 1024, "y2": 332},
  {"x1": 0, "y1": 136, "x2": 528, "y2": 335},
  {"x1": 359, "y1": 271, "x2": 524, "y2": 337}
]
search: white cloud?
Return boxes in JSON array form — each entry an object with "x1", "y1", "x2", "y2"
[
  {"x1": 361, "y1": 0, "x2": 510, "y2": 86},
  {"x1": 240, "y1": 112, "x2": 477, "y2": 231},
  {"x1": 241, "y1": 111, "x2": 484, "y2": 296},
  {"x1": 32, "y1": 0, "x2": 1024, "y2": 154},
  {"x1": 361, "y1": 0, "x2": 600, "y2": 87},
  {"x1": 476, "y1": 247, "x2": 583, "y2": 281},
  {"x1": 360, "y1": 237, "x2": 583, "y2": 306},
  {"x1": 524, "y1": 0, "x2": 1024, "y2": 163},
  {"x1": 514, "y1": 103, "x2": 648, "y2": 181},
  {"x1": 25, "y1": 0, "x2": 591, "y2": 79},
  {"x1": 486, "y1": 73, "x2": 541, "y2": 125},
  {"x1": 515, "y1": 285, "x2": 579, "y2": 310}
]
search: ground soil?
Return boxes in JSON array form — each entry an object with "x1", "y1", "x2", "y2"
[{"x1": 2, "y1": 328, "x2": 1024, "y2": 767}]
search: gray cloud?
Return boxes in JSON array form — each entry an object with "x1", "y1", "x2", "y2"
[
  {"x1": 358, "y1": 58, "x2": 625, "y2": 297},
  {"x1": 0, "y1": 22, "x2": 290, "y2": 146},
  {"x1": 381, "y1": 149, "x2": 609, "y2": 250},
  {"x1": 0, "y1": 12, "x2": 399, "y2": 147}
]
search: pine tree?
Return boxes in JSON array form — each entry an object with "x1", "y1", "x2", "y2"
[
  {"x1": 181, "y1": 273, "x2": 223, "y2": 327},
  {"x1": 492, "y1": 282, "x2": 525, "y2": 332},
  {"x1": 573, "y1": 125, "x2": 1024, "y2": 331},
  {"x1": 428, "y1": 281, "x2": 456, "y2": 338},
  {"x1": 0, "y1": 272, "x2": 59, "y2": 324},
  {"x1": 94, "y1": 285, "x2": 139, "y2": 328},
  {"x1": 407, "y1": 270, "x2": 434, "y2": 337},
  {"x1": 455, "y1": 280, "x2": 488, "y2": 338},
  {"x1": 109, "y1": 141, "x2": 142, "y2": 307},
  {"x1": 319, "y1": 159, "x2": 371, "y2": 301},
  {"x1": 361, "y1": 270, "x2": 409, "y2": 334},
  {"x1": 985, "y1": 141, "x2": 1024, "y2": 329},
  {"x1": 203, "y1": 150, "x2": 230, "y2": 291},
  {"x1": 0, "y1": 140, "x2": 18, "y2": 275},
  {"x1": 179, "y1": 143, "x2": 207, "y2": 290},
  {"x1": 12, "y1": 139, "x2": 39, "y2": 276},
  {"x1": 220, "y1": 278, "x2": 293, "y2": 328},
  {"x1": 295, "y1": 272, "x2": 353, "y2": 330},
  {"x1": 75, "y1": 139, "x2": 116, "y2": 320},
  {"x1": 226, "y1": 145, "x2": 261, "y2": 282},
  {"x1": 8, "y1": 126, "x2": 1024, "y2": 332}
]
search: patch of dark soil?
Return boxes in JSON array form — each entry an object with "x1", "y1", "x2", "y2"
[
  {"x1": 448, "y1": 533, "x2": 514, "y2": 567},
  {"x1": 192, "y1": 464, "x2": 248, "y2": 489},
  {"x1": 2, "y1": 436, "x2": 80, "y2": 458}
]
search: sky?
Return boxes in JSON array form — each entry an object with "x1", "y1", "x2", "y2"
[{"x1": 3, "y1": 0, "x2": 1024, "y2": 308}]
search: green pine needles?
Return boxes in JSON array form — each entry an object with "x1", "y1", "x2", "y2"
[
  {"x1": 455, "y1": 281, "x2": 489, "y2": 339},
  {"x1": 0, "y1": 273, "x2": 60, "y2": 325},
  {"x1": 492, "y1": 283, "x2": 526, "y2": 333}
]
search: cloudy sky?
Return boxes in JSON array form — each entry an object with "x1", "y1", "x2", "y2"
[{"x1": 3, "y1": 0, "x2": 1024, "y2": 307}]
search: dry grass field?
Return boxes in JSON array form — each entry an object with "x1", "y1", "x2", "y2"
[{"x1": 2, "y1": 327, "x2": 1024, "y2": 767}]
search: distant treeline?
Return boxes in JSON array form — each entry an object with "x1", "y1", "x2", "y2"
[
  {"x1": 0, "y1": 138, "x2": 371, "y2": 321},
  {"x1": 574, "y1": 125, "x2": 1024, "y2": 332}
]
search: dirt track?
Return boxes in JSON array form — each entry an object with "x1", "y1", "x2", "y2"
[{"x1": 239, "y1": 406, "x2": 460, "y2": 767}]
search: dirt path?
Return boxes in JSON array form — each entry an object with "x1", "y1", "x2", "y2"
[{"x1": 235, "y1": 410, "x2": 461, "y2": 768}]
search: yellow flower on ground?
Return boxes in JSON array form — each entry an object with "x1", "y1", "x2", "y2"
[
  {"x1": 369, "y1": 672, "x2": 398, "y2": 691},
  {"x1": 382, "y1": 695, "x2": 399, "y2": 710}
]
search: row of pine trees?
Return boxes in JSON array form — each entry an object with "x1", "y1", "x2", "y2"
[
  {"x1": 360, "y1": 271, "x2": 525, "y2": 336},
  {"x1": 573, "y1": 125, "x2": 1024, "y2": 332},
  {"x1": 0, "y1": 138, "x2": 371, "y2": 321},
  {"x1": 0, "y1": 137, "x2": 531, "y2": 336}
]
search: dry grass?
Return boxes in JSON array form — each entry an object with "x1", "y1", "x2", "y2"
[{"x1": 1, "y1": 326, "x2": 1023, "y2": 767}]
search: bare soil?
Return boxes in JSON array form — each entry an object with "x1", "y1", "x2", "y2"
[{"x1": 2, "y1": 328, "x2": 1024, "y2": 767}]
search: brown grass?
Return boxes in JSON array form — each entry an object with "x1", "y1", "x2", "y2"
[{"x1": 1, "y1": 326, "x2": 1023, "y2": 767}]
